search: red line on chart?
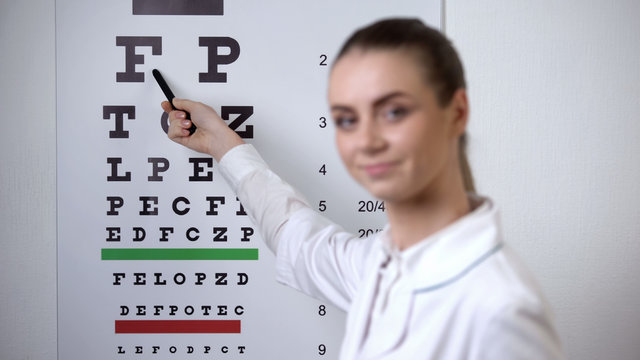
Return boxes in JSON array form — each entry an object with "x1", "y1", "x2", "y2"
[{"x1": 115, "y1": 320, "x2": 241, "y2": 334}]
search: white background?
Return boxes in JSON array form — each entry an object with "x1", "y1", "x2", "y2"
[{"x1": 1, "y1": 0, "x2": 639, "y2": 359}]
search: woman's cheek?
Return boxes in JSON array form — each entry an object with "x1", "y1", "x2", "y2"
[{"x1": 336, "y1": 136, "x2": 355, "y2": 172}]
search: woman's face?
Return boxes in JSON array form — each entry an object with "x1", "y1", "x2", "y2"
[{"x1": 328, "y1": 49, "x2": 467, "y2": 203}]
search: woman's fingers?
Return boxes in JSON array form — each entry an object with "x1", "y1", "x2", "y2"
[
  {"x1": 160, "y1": 97, "x2": 244, "y2": 159},
  {"x1": 172, "y1": 98, "x2": 194, "y2": 112},
  {"x1": 169, "y1": 119, "x2": 190, "y2": 138},
  {"x1": 164, "y1": 107, "x2": 191, "y2": 140},
  {"x1": 160, "y1": 100, "x2": 173, "y2": 113},
  {"x1": 161, "y1": 100, "x2": 194, "y2": 144}
]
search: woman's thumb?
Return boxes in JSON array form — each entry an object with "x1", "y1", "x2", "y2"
[{"x1": 172, "y1": 98, "x2": 192, "y2": 111}]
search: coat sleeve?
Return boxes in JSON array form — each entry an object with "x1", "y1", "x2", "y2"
[
  {"x1": 478, "y1": 301, "x2": 565, "y2": 360},
  {"x1": 218, "y1": 144, "x2": 373, "y2": 311}
]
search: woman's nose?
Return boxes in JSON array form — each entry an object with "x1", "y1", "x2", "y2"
[{"x1": 357, "y1": 120, "x2": 386, "y2": 153}]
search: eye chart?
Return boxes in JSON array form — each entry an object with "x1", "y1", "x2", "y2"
[{"x1": 57, "y1": 1, "x2": 441, "y2": 359}]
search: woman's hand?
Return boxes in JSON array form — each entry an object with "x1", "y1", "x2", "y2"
[{"x1": 162, "y1": 98, "x2": 245, "y2": 161}]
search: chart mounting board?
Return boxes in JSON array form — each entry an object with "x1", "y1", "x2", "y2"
[{"x1": 56, "y1": 1, "x2": 441, "y2": 358}]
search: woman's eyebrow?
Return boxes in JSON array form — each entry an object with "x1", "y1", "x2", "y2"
[
  {"x1": 372, "y1": 91, "x2": 409, "y2": 108},
  {"x1": 330, "y1": 91, "x2": 410, "y2": 112},
  {"x1": 330, "y1": 104, "x2": 354, "y2": 112}
]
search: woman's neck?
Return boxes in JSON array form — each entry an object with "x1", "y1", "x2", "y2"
[{"x1": 385, "y1": 169, "x2": 471, "y2": 251}]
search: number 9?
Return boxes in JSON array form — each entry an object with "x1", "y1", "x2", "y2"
[{"x1": 318, "y1": 344, "x2": 326, "y2": 355}]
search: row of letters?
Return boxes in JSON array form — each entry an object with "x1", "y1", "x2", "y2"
[
  {"x1": 117, "y1": 345, "x2": 246, "y2": 355},
  {"x1": 106, "y1": 195, "x2": 246, "y2": 216},
  {"x1": 112, "y1": 272, "x2": 249, "y2": 286},
  {"x1": 106, "y1": 226, "x2": 254, "y2": 242},
  {"x1": 103, "y1": 105, "x2": 254, "y2": 140},
  {"x1": 119, "y1": 304, "x2": 245, "y2": 317}
]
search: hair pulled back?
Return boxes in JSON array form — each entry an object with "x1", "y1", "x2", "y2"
[{"x1": 335, "y1": 18, "x2": 476, "y2": 193}]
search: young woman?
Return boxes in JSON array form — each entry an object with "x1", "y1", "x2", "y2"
[{"x1": 162, "y1": 18, "x2": 564, "y2": 360}]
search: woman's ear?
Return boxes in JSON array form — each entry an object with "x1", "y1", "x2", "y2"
[{"x1": 448, "y1": 88, "x2": 469, "y2": 138}]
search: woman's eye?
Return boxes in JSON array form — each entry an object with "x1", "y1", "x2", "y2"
[
  {"x1": 383, "y1": 107, "x2": 408, "y2": 121},
  {"x1": 334, "y1": 116, "x2": 357, "y2": 130}
]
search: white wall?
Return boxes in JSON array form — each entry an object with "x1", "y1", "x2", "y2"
[
  {"x1": 1, "y1": 1, "x2": 638, "y2": 359},
  {"x1": 447, "y1": 1, "x2": 640, "y2": 359},
  {"x1": 0, "y1": 1, "x2": 57, "y2": 360}
]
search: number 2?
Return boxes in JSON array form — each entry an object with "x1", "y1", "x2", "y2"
[{"x1": 319, "y1": 54, "x2": 328, "y2": 66}]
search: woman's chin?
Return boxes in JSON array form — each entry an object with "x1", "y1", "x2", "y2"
[{"x1": 362, "y1": 181, "x2": 405, "y2": 203}]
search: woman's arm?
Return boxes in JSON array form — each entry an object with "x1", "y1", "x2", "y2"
[
  {"x1": 163, "y1": 100, "x2": 372, "y2": 310},
  {"x1": 219, "y1": 144, "x2": 372, "y2": 310}
]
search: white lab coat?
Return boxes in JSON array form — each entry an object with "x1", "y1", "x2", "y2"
[{"x1": 219, "y1": 144, "x2": 564, "y2": 360}]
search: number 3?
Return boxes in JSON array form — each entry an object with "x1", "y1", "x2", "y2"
[{"x1": 319, "y1": 116, "x2": 327, "y2": 128}]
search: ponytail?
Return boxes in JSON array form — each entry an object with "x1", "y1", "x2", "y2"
[{"x1": 458, "y1": 132, "x2": 475, "y2": 194}]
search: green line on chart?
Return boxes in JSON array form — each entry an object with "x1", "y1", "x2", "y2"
[{"x1": 101, "y1": 248, "x2": 259, "y2": 260}]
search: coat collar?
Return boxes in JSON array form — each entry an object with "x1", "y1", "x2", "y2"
[{"x1": 378, "y1": 193, "x2": 504, "y2": 292}]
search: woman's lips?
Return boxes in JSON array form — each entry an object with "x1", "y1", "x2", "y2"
[{"x1": 363, "y1": 162, "x2": 397, "y2": 177}]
